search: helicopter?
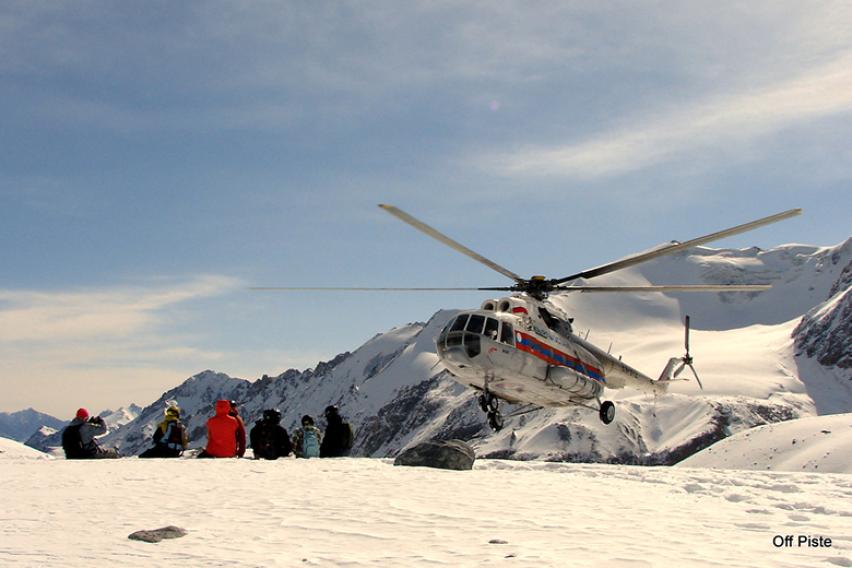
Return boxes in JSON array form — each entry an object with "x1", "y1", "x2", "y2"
[{"x1": 256, "y1": 204, "x2": 801, "y2": 430}]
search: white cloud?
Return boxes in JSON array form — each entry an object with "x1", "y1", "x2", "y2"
[
  {"x1": 0, "y1": 275, "x2": 241, "y2": 342},
  {"x1": 483, "y1": 55, "x2": 852, "y2": 179},
  {"x1": 0, "y1": 275, "x2": 244, "y2": 414}
]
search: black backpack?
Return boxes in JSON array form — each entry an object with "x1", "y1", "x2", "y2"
[
  {"x1": 61, "y1": 424, "x2": 86, "y2": 459},
  {"x1": 341, "y1": 422, "x2": 354, "y2": 450},
  {"x1": 251, "y1": 423, "x2": 277, "y2": 459}
]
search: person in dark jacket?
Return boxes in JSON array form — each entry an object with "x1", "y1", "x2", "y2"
[
  {"x1": 320, "y1": 405, "x2": 354, "y2": 458},
  {"x1": 61, "y1": 407, "x2": 120, "y2": 459},
  {"x1": 139, "y1": 404, "x2": 188, "y2": 458},
  {"x1": 198, "y1": 400, "x2": 241, "y2": 458},
  {"x1": 250, "y1": 408, "x2": 292, "y2": 460}
]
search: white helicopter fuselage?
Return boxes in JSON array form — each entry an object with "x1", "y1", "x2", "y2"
[{"x1": 436, "y1": 295, "x2": 667, "y2": 408}]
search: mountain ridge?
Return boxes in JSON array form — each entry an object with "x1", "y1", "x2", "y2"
[{"x1": 23, "y1": 239, "x2": 852, "y2": 462}]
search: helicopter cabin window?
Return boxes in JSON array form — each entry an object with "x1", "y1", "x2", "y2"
[
  {"x1": 484, "y1": 317, "x2": 499, "y2": 340},
  {"x1": 466, "y1": 314, "x2": 486, "y2": 334},
  {"x1": 500, "y1": 322, "x2": 514, "y2": 345},
  {"x1": 450, "y1": 314, "x2": 469, "y2": 332}
]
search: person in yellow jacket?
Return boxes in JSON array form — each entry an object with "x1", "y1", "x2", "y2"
[{"x1": 139, "y1": 404, "x2": 189, "y2": 458}]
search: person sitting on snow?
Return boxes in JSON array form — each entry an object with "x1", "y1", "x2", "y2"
[
  {"x1": 291, "y1": 415, "x2": 322, "y2": 459},
  {"x1": 61, "y1": 407, "x2": 120, "y2": 459},
  {"x1": 198, "y1": 400, "x2": 242, "y2": 458},
  {"x1": 320, "y1": 405, "x2": 354, "y2": 458},
  {"x1": 139, "y1": 403, "x2": 188, "y2": 458},
  {"x1": 250, "y1": 408, "x2": 292, "y2": 460}
]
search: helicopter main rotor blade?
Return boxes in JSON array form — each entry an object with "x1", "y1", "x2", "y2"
[
  {"x1": 553, "y1": 208, "x2": 802, "y2": 285},
  {"x1": 250, "y1": 286, "x2": 515, "y2": 292},
  {"x1": 379, "y1": 204, "x2": 524, "y2": 283},
  {"x1": 551, "y1": 284, "x2": 772, "y2": 293}
]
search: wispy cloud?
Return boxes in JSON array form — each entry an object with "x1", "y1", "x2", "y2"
[
  {"x1": 0, "y1": 275, "x2": 245, "y2": 414},
  {"x1": 0, "y1": 275, "x2": 241, "y2": 342},
  {"x1": 482, "y1": 55, "x2": 852, "y2": 179}
]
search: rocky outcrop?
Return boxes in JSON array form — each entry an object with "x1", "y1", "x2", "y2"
[
  {"x1": 794, "y1": 262, "x2": 852, "y2": 369},
  {"x1": 393, "y1": 439, "x2": 476, "y2": 470}
]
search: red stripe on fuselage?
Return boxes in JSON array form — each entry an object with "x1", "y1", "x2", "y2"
[{"x1": 514, "y1": 331, "x2": 604, "y2": 381}]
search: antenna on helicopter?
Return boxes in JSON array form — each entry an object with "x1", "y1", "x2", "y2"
[{"x1": 673, "y1": 315, "x2": 703, "y2": 390}]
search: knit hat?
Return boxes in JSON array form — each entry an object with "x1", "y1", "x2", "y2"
[{"x1": 76, "y1": 408, "x2": 89, "y2": 420}]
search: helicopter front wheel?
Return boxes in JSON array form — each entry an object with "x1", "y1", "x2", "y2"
[{"x1": 599, "y1": 401, "x2": 615, "y2": 424}]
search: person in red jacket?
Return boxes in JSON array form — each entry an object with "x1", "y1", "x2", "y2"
[
  {"x1": 199, "y1": 400, "x2": 241, "y2": 458},
  {"x1": 228, "y1": 400, "x2": 247, "y2": 458}
]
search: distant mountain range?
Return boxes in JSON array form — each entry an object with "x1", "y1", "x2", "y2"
[
  {"x1": 0, "y1": 409, "x2": 66, "y2": 442},
  {"x1": 21, "y1": 238, "x2": 852, "y2": 462}
]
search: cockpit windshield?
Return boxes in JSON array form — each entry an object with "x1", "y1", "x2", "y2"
[{"x1": 438, "y1": 313, "x2": 515, "y2": 357}]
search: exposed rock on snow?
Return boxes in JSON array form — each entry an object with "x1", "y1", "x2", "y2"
[
  {"x1": 393, "y1": 439, "x2": 476, "y2": 470},
  {"x1": 794, "y1": 284, "x2": 851, "y2": 369},
  {"x1": 128, "y1": 526, "x2": 188, "y2": 543}
]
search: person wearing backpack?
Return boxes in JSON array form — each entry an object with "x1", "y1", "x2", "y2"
[
  {"x1": 291, "y1": 415, "x2": 322, "y2": 458},
  {"x1": 320, "y1": 405, "x2": 354, "y2": 458},
  {"x1": 249, "y1": 408, "x2": 292, "y2": 460},
  {"x1": 139, "y1": 404, "x2": 189, "y2": 458},
  {"x1": 61, "y1": 407, "x2": 120, "y2": 459}
]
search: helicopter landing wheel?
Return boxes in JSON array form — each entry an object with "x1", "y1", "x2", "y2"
[
  {"x1": 487, "y1": 411, "x2": 504, "y2": 431},
  {"x1": 599, "y1": 401, "x2": 615, "y2": 425},
  {"x1": 487, "y1": 395, "x2": 499, "y2": 413},
  {"x1": 479, "y1": 391, "x2": 499, "y2": 413},
  {"x1": 478, "y1": 394, "x2": 489, "y2": 412}
]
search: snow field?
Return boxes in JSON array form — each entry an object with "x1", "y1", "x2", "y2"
[{"x1": 1, "y1": 456, "x2": 850, "y2": 567}]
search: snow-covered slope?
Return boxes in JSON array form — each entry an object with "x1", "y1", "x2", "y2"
[
  {"x1": 679, "y1": 413, "x2": 852, "y2": 473},
  {"x1": 2, "y1": 456, "x2": 850, "y2": 567},
  {"x1": 92, "y1": 239, "x2": 851, "y2": 463},
  {"x1": 0, "y1": 437, "x2": 51, "y2": 459}
]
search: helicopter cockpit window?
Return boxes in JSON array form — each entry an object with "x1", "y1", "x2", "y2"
[
  {"x1": 538, "y1": 307, "x2": 573, "y2": 335},
  {"x1": 466, "y1": 314, "x2": 485, "y2": 334},
  {"x1": 500, "y1": 322, "x2": 514, "y2": 345},
  {"x1": 484, "y1": 317, "x2": 499, "y2": 340},
  {"x1": 450, "y1": 314, "x2": 469, "y2": 332}
]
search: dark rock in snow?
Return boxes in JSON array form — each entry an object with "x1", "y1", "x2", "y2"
[
  {"x1": 793, "y1": 283, "x2": 852, "y2": 369},
  {"x1": 128, "y1": 526, "x2": 187, "y2": 543},
  {"x1": 393, "y1": 439, "x2": 475, "y2": 470}
]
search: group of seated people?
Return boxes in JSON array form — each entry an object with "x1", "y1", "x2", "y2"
[{"x1": 61, "y1": 402, "x2": 354, "y2": 460}]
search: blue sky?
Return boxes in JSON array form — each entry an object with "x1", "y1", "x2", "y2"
[{"x1": 1, "y1": 2, "x2": 850, "y2": 417}]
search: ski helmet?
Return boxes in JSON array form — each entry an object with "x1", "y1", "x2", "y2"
[{"x1": 263, "y1": 408, "x2": 281, "y2": 423}]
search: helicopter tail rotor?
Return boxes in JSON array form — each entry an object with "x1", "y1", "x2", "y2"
[
  {"x1": 673, "y1": 315, "x2": 703, "y2": 389},
  {"x1": 657, "y1": 315, "x2": 704, "y2": 390}
]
